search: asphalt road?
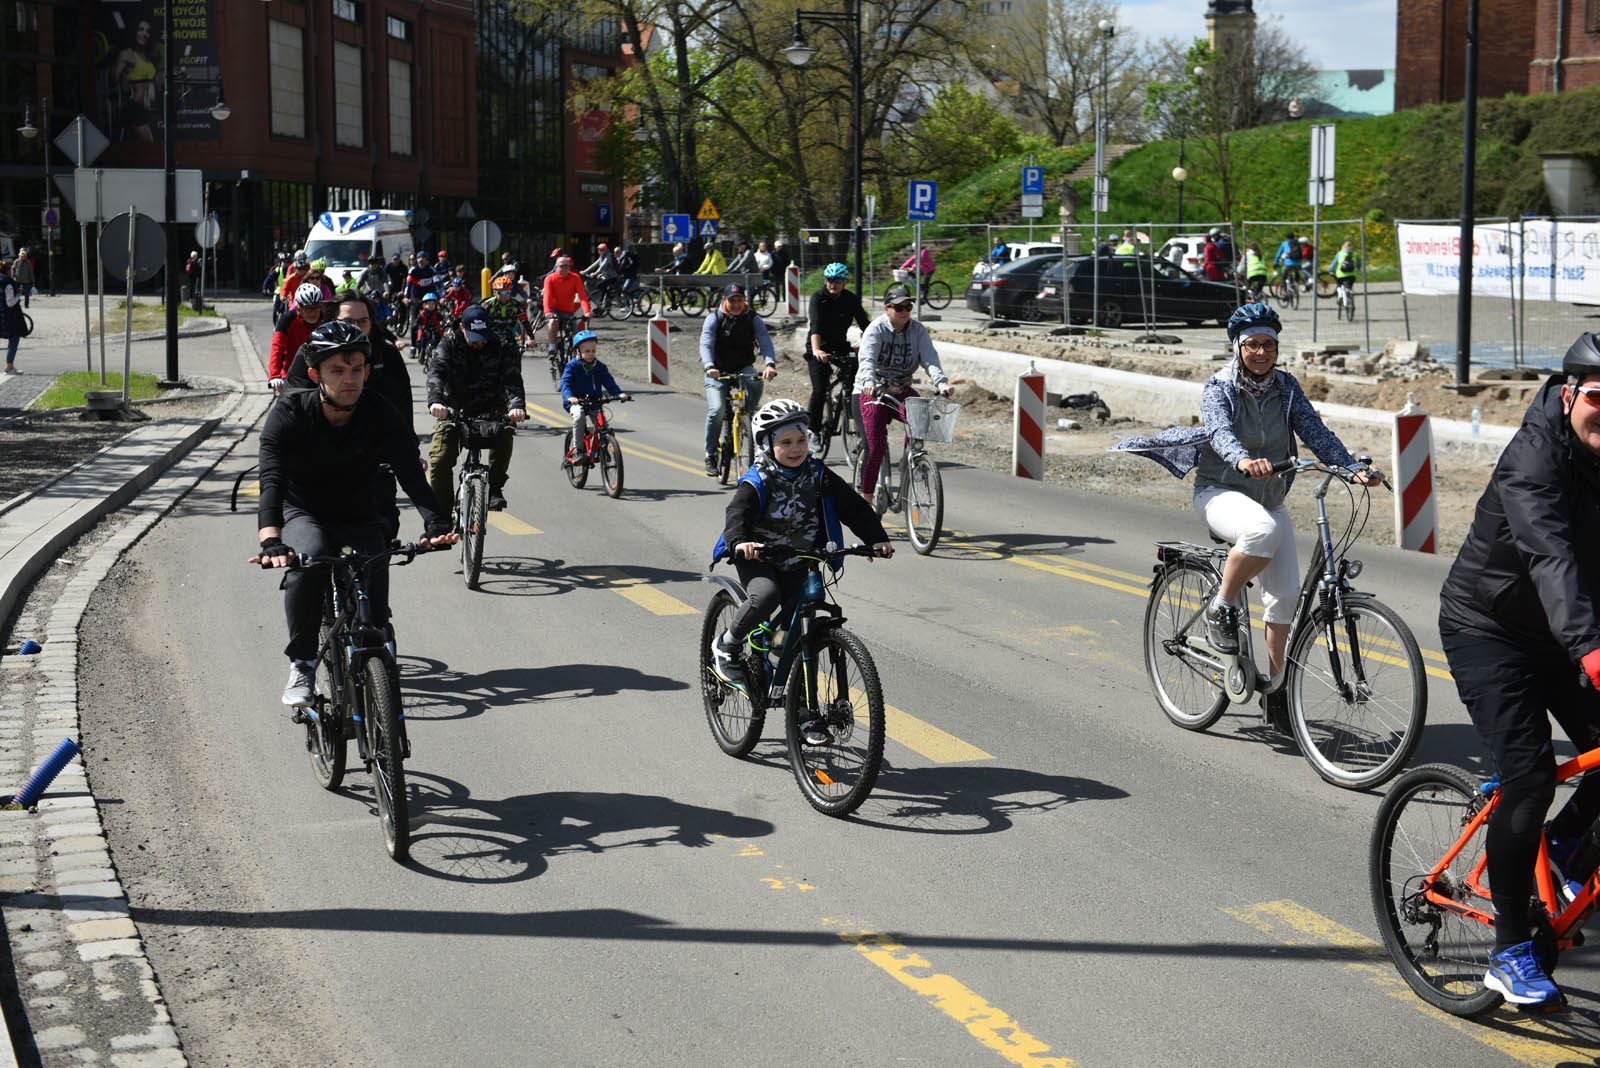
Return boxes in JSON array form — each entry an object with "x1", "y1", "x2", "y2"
[{"x1": 72, "y1": 305, "x2": 1600, "y2": 1067}]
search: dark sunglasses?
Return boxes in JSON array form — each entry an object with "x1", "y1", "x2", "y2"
[{"x1": 888, "y1": 301, "x2": 914, "y2": 313}]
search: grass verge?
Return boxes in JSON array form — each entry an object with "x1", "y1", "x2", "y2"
[{"x1": 32, "y1": 371, "x2": 164, "y2": 410}]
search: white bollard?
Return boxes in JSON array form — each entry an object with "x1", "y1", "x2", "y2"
[
  {"x1": 647, "y1": 316, "x2": 670, "y2": 386},
  {"x1": 1391, "y1": 392, "x2": 1438, "y2": 553},
  {"x1": 785, "y1": 264, "x2": 802, "y2": 316},
  {"x1": 1013, "y1": 363, "x2": 1045, "y2": 480}
]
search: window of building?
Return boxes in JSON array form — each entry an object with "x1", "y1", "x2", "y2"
[
  {"x1": 386, "y1": 15, "x2": 410, "y2": 40},
  {"x1": 333, "y1": 41, "x2": 363, "y2": 146},
  {"x1": 388, "y1": 58, "x2": 412, "y2": 156},
  {"x1": 1591, "y1": 0, "x2": 1600, "y2": 33},
  {"x1": 268, "y1": 20, "x2": 305, "y2": 138},
  {"x1": 332, "y1": 0, "x2": 360, "y2": 22}
]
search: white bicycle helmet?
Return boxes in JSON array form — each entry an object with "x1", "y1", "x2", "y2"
[
  {"x1": 752, "y1": 399, "x2": 808, "y2": 448},
  {"x1": 294, "y1": 282, "x2": 325, "y2": 308}
]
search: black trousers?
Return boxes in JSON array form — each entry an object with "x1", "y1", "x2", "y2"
[
  {"x1": 281, "y1": 507, "x2": 390, "y2": 662},
  {"x1": 804, "y1": 348, "x2": 855, "y2": 437},
  {"x1": 1440, "y1": 622, "x2": 1600, "y2": 947},
  {"x1": 730, "y1": 559, "x2": 808, "y2": 643}
]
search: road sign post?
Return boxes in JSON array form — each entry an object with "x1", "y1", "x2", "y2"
[{"x1": 1309, "y1": 123, "x2": 1336, "y2": 342}]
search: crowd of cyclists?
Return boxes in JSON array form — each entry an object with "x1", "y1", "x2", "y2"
[{"x1": 251, "y1": 223, "x2": 1600, "y2": 1018}]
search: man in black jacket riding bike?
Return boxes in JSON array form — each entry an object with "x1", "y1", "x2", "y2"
[
  {"x1": 425, "y1": 305, "x2": 528, "y2": 513},
  {"x1": 1439, "y1": 332, "x2": 1600, "y2": 1012},
  {"x1": 253, "y1": 321, "x2": 456, "y2": 708}
]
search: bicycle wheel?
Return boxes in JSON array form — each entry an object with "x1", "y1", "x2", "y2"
[
  {"x1": 364, "y1": 657, "x2": 410, "y2": 862},
  {"x1": 599, "y1": 430, "x2": 625, "y2": 498},
  {"x1": 638, "y1": 289, "x2": 658, "y2": 317},
  {"x1": 839, "y1": 395, "x2": 860, "y2": 471},
  {"x1": 1142, "y1": 560, "x2": 1229, "y2": 730},
  {"x1": 308, "y1": 615, "x2": 347, "y2": 791},
  {"x1": 906, "y1": 452, "x2": 944, "y2": 555},
  {"x1": 786, "y1": 626, "x2": 885, "y2": 817},
  {"x1": 699, "y1": 590, "x2": 765, "y2": 757},
  {"x1": 816, "y1": 393, "x2": 838, "y2": 462},
  {"x1": 607, "y1": 291, "x2": 634, "y2": 321},
  {"x1": 1316, "y1": 271, "x2": 1337, "y2": 298},
  {"x1": 461, "y1": 474, "x2": 487, "y2": 591},
  {"x1": 1270, "y1": 279, "x2": 1290, "y2": 306},
  {"x1": 548, "y1": 350, "x2": 563, "y2": 384},
  {"x1": 752, "y1": 284, "x2": 776, "y2": 318},
  {"x1": 1286, "y1": 597, "x2": 1426, "y2": 789},
  {"x1": 1369, "y1": 764, "x2": 1503, "y2": 1017},
  {"x1": 736, "y1": 413, "x2": 754, "y2": 475},
  {"x1": 681, "y1": 288, "x2": 707, "y2": 318},
  {"x1": 562, "y1": 430, "x2": 589, "y2": 489},
  {"x1": 924, "y1": 280, "x2": 952, "y2": 310}
]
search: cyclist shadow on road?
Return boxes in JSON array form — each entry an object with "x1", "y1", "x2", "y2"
[
  {"x1": 397, "y1": 655, "x2": 688, "y2": 722},
  {"x1": 398, "y1": 772, "x2": 776, "y2": 883},
  {"x1": 933, "y1": 529, "x2": 1115, "y2": 562},
  {"x1": 465, "y1": 557, "x2": 704, "y2": 598},
  {"x1": 737, "y1": 751, "x2": 1127, "y2": 834}
]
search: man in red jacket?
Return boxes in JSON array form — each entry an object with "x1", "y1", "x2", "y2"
[
  {"x1": 268, "y1": 283, "x2": 327, "y2": 391},
  {"x1": 541, "y1": 256, "x2": 591, "y2": 360}
]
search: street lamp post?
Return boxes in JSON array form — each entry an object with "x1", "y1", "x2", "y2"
[
  {"x1": 782, "y1": 0, "x2": 864, "y2": 288},
  {"x1": 162, "y1": 0, "x2": 181, "y2": 385},
  {"x1": 1091, "y1": 17, "x2": 1114, "y2": 329},
  {"x1": 16, "y1": 100, "x2": 54, "y2": 297},
  {"x1": 1172, "y1": 159, "x2": 1187, "y2": 229}
]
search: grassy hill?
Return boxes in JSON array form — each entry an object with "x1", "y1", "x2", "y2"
[{"x1": 838, "y1": 85, "x2": 1600, "y2": 289}]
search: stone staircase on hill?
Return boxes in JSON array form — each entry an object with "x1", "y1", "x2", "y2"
[{"x1": 988, "y1": 143, "x2": 1143, "y2": 225}]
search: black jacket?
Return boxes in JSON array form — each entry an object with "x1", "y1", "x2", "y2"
[
  {"x1": 722, "y1": 461, "x2": 889, "y2": 559},
  {"x1": 807, "y1": 287, "x2": 869, "y2": 353},
  {"x1": 1440, "y1": 375, "x2": 1600, "y2": 662},
  {"x1": 425, "y1": 330, "x2": 525, "y2": 415},
  {"x1": 257, "y1": 387, "x2": 446, "y2": 534},
  {"x1": 286, "y1": 326, "x2": 413, "y2": 416}
]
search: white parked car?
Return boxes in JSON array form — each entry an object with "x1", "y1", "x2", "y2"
[
  {"x1": 972, "y1": 241, "x2": 1063, "y2": 278},
  {"x1": 1158, "y1": 231, "x2": 1235, "y2": 276}
]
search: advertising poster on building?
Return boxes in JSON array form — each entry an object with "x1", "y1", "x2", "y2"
[
  {"x1": 91, "y1": 0, "x2": 222, "y2": 145},
  {"x1": 572, "y1": 109, "x2": 612, "y2": 175},
  {"x1": 1398, "y1": 220, "x2": 1600, "y2": 304}
]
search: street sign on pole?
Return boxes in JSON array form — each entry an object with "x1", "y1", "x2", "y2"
[
  {"x1": 42, "y1": 208, "x2": 60, "y2": 230},
  {"x1": 54, "y1": 117, "x2": 108, "y2": 168},
  {"x1": 1092, "y1": 176, "x2": 1109, "y2": 214},
  {"x1": 698, "y1": 219, "x2": 718, "y2": 238},
  {"x1": 1021, "y1": 204, "x2": 1044, "y2": 219},
  {"x1": 99, "y1": 211, "x2": 166, "y2": 282},
  {"x1": 907, "y1": 180, "x2": 938, "y2": 221},
  {"x1": 1308, "y1": 123, "x2": 1336, "y2": 206},
  {"x1": 457, "y1": 200, "x2": 477, "y2": 220},
  {"x1": 1021, "y1": 166, "x2": 1043, "y2": 196},
  {"x1": 73, "y1": 168, "x2": 202, "y2": 223},
  {"x1": 864, "y1": 194, "x2": 876, "y2": 225},
  {"x1": 194, "y1": 215, "x2": 221, "y2": 249},
  {"x1": 469, "y1": 219, "x2": 503, "y2": 255},
  {"x1": 662, "y1": 213, "x2": 690, "y2": 243},
  {"x1": 697, "y1": 198, "x2": 720, "y2": 220},
  {"x1": 595, "y1": 202, "x2": 612, "y2": 228}
]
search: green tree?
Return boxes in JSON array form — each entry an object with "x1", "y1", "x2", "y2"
[{"x1": 893, "y1": 85, "x2": 1032, "y2": 189}]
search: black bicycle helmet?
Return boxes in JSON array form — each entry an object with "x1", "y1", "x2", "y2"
[
  {"x1": 1562, "y1": 332, "x2": 1600, "y2": 379},
  {"x1": 301, "y1": 320, "x2": 371, "y2": 367},
  {"x1": 1226, "y1": 301, "x2": 1281, "y2": 341}
]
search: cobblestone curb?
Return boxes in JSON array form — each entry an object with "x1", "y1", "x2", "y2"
[{"x1": 0, "y1": 325, "x2": 269, "y2": 1066}]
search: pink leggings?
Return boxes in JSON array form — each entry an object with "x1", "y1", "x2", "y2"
[{"x1": 857, "y1": 387, "x2": 917, "y2": 495}]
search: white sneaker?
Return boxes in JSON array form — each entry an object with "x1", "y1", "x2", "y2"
[{"x1": 281, "y1": 660, "x2": 316, "y2": 707}]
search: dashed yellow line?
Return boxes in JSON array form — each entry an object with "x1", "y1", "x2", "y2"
[
  {"x1": 830, "y1": 923, "x2": 1074, "y2": 1067},
  {"x1": 877, "y1": 693, "x2": 993, "y2": 763},
  {"x1": 523, "y1": 401, "x2": 707, "y2": 476},
  {"x1": 579, "y1": 565, "x2": 697, "y2": 616},
  {"x1": 1224, "y1": 900, "x2": 1595, "y2": 1067},
  {"x1": 488, "y1": 512, "x2": 541, "y2": 535}
]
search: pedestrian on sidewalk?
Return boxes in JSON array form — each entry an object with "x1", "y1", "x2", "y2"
[
  {"x1": 12, "y1": 249, "x2": 34, "y2": 307},
  {"x1": 0, "y1": 259, "x2": 24, "y2": 373}
]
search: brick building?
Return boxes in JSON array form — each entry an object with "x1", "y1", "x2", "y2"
[
  {"x1": 1395, "y1": 0, "x2": 1600, "y2": 109},
  {"x1": 1, "y1": 0, "x2": 621, "y2": 291}
]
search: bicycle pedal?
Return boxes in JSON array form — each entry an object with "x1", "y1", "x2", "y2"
[{"x1": 291, "y1": 708, "x2": 311, "y2": 724}]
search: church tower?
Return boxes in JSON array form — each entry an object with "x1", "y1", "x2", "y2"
[{"x1": 1205, "y1": 0, "x2": 1256, "y2": 57}]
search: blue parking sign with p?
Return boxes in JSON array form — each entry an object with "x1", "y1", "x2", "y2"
[
  {"x1": 1022, "y1": 166, "x2": 1043, "y2": 195},
  {"x1": 663, "y1": 213, "x2": 690, "y2": 242},
  {"x1": 907, "y1": 180, "x2": 937, "y2": 221}
]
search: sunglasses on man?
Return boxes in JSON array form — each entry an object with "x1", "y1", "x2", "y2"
[{"x1": 888, "y1": 301, "x2": 914, "y2": 313}]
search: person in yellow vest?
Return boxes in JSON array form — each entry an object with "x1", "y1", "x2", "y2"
[
  {"x1": 1114, "y1": 229, "x2": 1139, "y2": 255},
  {"x1": 1242, "y1": 242, "x2": 1268, "y2": 299},
  {"x1": 694, "y1": 243, "x2": 728, "y2": 275}
]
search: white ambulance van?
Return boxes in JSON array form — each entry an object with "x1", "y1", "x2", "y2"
[{"x1": 303, "y1": 209, "x2": 416, "y2": 273}]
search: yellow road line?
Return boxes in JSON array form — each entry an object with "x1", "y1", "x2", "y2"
[
  {"x1": 524, "y1": 401, "x2": 708, "y2": 476},
  {"x1": 830, "y1": 923, "x2": 1074, "y2": 1067},
  {"x1": 488, "y1": 512, "x2": 541, "y2": 535},
  {"x1": 877, "y1": 695, "x2": 993, "y2": 763},
  {"x1": 579, "y1": 565, "x2": 697, "y2": 616},
  {"x1": 1224, "y1": 900, "x2": 1597, "y2": 1067}
]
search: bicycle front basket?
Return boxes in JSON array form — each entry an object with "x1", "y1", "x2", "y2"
[{"x1": 904, "y1": 396, "x2": 959, "y2": 443}]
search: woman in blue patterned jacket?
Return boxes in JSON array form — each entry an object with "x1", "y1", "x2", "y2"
[{"x1": 1114, "y1": 301, "x2": 1378, "y2": 725}]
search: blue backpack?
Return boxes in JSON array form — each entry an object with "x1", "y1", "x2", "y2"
[{"x1": 711, "y1": 459, "x2": 845, "y2": 570}]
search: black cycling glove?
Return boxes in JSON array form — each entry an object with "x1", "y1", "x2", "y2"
[{"x1": 259, "y1": 536, "x2": 292, "y2": 555}]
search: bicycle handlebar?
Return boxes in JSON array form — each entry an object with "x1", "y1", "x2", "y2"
[
  {"x1": 1269, "y1": 456, "x2": 1391, "y2": 490},
  {"x1": 256, "y1": 541, "x2": 449, "y2": 572},
  {"x1": 712, "y1": 542, "x2": 886, "y2": 569}
]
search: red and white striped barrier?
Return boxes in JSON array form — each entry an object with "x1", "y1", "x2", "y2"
[
  {"x1": 647, "y1": 315, "x2": 670, "y2": 386},
  {"x1": 785, "y1": 264, "x2": 802, "y2": 316},
  {"x1": 1392, "y1": 393, "x2": 1438, "y2": 553},
  {"x1": 1013, "y1": 365, "x2": 1045, "y2": 480}
]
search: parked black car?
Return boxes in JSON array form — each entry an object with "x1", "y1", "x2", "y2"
[
  {"x1": 1035, "y1": 255, "x2": 1241, "y2": 328},
  {"x1": 964, "y1": 252, "x2": 1063, "y2": 320}
]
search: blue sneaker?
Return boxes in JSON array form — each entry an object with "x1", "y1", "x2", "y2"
[
  {"x1": 1484, "y1": 941, "x2": 1565, "y2": 1010},
  {"x1": 1546, "y1": 829, "x2": 1585, "y2": 902}
]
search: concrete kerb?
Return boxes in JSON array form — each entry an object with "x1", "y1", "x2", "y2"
[
  {"x1": 934, "y1": 340, "x2": 1518, "y2": 455},
  {"x1": 0, "y1": 323, "x2": 268, "y2": 1067}
]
